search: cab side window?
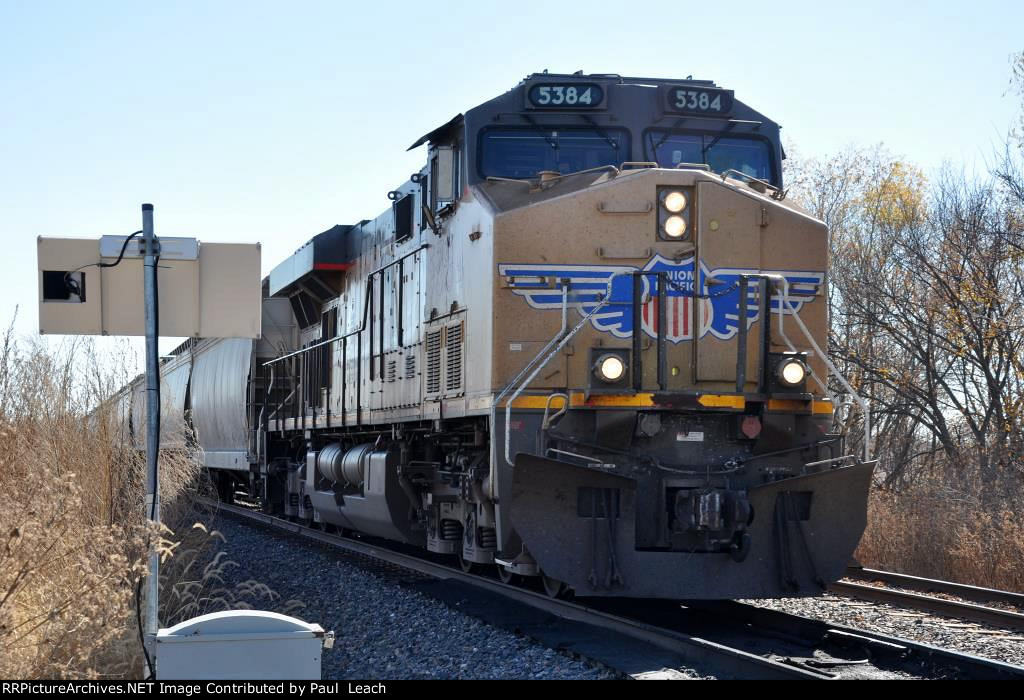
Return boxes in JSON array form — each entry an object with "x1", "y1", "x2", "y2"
[{"x1": 393, "y1": 193, "x2": 414, "y2": 242}]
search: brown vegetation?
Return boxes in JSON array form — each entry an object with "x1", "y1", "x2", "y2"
[
  {"x1": 857, "y1": 471, "x2": 1024, "y2": 591},
  {"x1": 0, "y1": 326, "x2": 279, "y2": 679},
  {"x1": 1, "y1": 330, "x2": 157, "y2": 677}
]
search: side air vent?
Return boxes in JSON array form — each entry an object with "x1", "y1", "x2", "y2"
[
  {"x1": 445, "y1": 321, "x2": 464, "y2": 394},
  {"x1": 405, "y1": 353, "x2": 416, "y2": 380},
  {"x1": 386, "y1": 359, "x2": 397, "y2": 383},
  {"x1": 426, "y1": 328, "x2": 443, "y2": 396}
]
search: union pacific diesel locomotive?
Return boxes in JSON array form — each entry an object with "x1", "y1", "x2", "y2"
[{"x1": 119, "y1": 72, "x2": 875, "y2": 599}]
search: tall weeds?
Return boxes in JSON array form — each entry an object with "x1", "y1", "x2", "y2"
[
  {"x1": 0, "y1": 322, "x2": 301, "y2": 679},
  {"x1": 855, "y1": 465, "x2": 1024, "y2": 592},
  {"x1": 0, "y1": 324, "x2": 200, "y2": 678}
]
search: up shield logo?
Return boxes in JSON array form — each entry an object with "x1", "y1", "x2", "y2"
[{"x1": 498, "y1": 254, "x2": 823, "y2": 343}]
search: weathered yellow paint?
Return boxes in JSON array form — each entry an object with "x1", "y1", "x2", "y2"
[
  {"x1": 570, "y1": 392, "x2": 656, "y2": 407},
  {"x1": 508, "y1": 392, "x2": 749, "y2": 410},
  {"x1": 507, "y1": 395, "x2": 568, "y2": 409},
  {"x1": 766, "y1": 399, "x2": 808, "y2": 412},
  {"x1": 763, "y1": 398, "x2": 834, "y2": 414},
  {"x1": 697, "y1": 394, "x2": 746, "y2": 409}
]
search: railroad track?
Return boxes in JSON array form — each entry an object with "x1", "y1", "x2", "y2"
[
  {"x1": 195, "y1": 496, "x2": 1024, "y2": 680},
  {"x1": 833, "y1": 568, "x2": 1024, "y2": 632}
]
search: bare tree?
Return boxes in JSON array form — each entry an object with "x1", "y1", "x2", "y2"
[{"x1": 787, "y1": 144, "x2": 1024, "y2": 497}]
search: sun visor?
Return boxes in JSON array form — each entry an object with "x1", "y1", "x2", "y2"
[{"x1": 407, "y1": 113, "x2": 464, "y2": 151}]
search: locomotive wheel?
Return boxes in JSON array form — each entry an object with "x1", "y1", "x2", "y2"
[
  {"x1": 497, "y1": 565, "x2": 518, "y2": 585},
  {"x1": 540, "y1": 571, "x2": 566, "y2": 599},
  {"x1": 215, "y1": 472, "x2": 235, "y2": 503},
  {"x1": 457, "y1": 552, "x2": 477, "y2": 574}
]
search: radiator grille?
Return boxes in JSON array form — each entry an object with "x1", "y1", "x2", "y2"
[
  {"x1": 445, "y1": 322, "x2": 463, "y2": 393},
  {"x1": 425, "y1": 328, "x2": 443, "y2": 395}
]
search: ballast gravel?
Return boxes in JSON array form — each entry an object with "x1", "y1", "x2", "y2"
[{"x1": 195, "y1": 516, "x2": 625, "y2": 680}]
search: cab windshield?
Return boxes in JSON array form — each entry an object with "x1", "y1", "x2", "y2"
[
  {"x1": 479, "y1": 127, "x2": 630, "y2": 179},
  {"x1": 644, "y1": 130, "x2": 773, "y2": 183}
]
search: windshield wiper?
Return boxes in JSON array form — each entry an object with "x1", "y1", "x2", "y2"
[
  {"x1": 577, "y1": 113, "x2": 619, "y2": 150},
  {"x1": 519, "y1": 113, "x2": 559, "y2": 150},
  {"x1": 702, "y1": 122, "x2": 737, "y2": 156},
  {"x1": 649, "y1": 117, "x2": 688, "y2": 156},
  {"x1": 702, "y1": 119, "x2": 764, "y2": 156}
]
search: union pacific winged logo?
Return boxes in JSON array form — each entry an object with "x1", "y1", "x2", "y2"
[{"x1": 498, "y1": 254, "x2": 823, "y2": 344}]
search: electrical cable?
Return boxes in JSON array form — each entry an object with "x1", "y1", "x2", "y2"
[
  {"x1": 145, "y1": 250, "x2": 161, "y2": 677},
  {"x1": 135, "y1": 242, "x2": 161, "y2": 680},
  {"x1": 76, "y1": 226, "x2": 155, "y2": 677},
  {"x1": 102, "y1": 230, "x2": 144, "y2": 269},
  {"x1": 59, "y1": 224, "x2": 157, "y2": 676},
  {"x1": 136, "y1": 578, "x2": 152, "y2": 679},
  {"x1": 63, "y1": 230, "x2": 143, "y2": 297}
]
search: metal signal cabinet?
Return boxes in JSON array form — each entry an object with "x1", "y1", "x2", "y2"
[{"x1": 156, "y1": 610, "x2": 330, "y2": 680}]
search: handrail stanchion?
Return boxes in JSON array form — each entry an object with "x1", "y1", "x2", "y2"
[
  {"x1": 657, "y1": 272, "x2": 667, "y2": 390},
  {"x1": 756, "y1": 277, "x2": 770, "y2": 392},
  {"x1": 632, "y1": 273, "x2": 643, "y2": 391},
  {"x1": 736, "y1": 275, "x2": 749, "y2": 393},
  {"x1": 761, "y1": 273, "x2": 872, "y2": 463}
]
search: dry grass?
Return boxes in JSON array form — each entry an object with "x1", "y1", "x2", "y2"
[
  {"x1": 856, "y1": 470, "x2": 1024, "y2": 592},
  {"x1": 0, "y1": 321, "x2": 295, "y2": 679},
  {"x1": 0, "y1": 329, "x2": 162, "y2": 678},
  {"x1": 160, "y1": 522, "x2": 305, "y2": 628}
]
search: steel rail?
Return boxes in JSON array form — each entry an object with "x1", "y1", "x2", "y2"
[
  {"x1": 831, "y1": 577, "x2": 1024, "y2": 632},
  {"x1": 194, "y1": 497, "x2": 821, "y2": 680},
  {"x1": 845, "y1": 566, "x2": 1024, "y2": 607}
]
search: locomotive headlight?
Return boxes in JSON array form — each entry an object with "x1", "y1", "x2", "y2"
[
  {"x1": 595, "y1": 354, "x2": 626, "y2": 383},
  {"x1": 777, "y1": 358, "x2": 807, "y2": 386},
  {"x1": 663, "y1": 190, "x2": 687, "y2": 213},
  {"x1": 656, "y1": 186, "x2": 693, "y2": 241},
  {"x1": 663, "y1": 215, "x2": 687, "y2": 238}
]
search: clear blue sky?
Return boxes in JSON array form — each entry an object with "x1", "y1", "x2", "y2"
[{"x1": 2, "y1": 0, "x2": 1021, "y2": 365}]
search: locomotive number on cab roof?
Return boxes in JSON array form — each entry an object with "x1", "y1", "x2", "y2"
[
  {"x1": 666, "y1": 87, "x2": 734, "y2": 116},
  {"x1": 527, "y1": 83, "x2": 604, "y2": 109}
]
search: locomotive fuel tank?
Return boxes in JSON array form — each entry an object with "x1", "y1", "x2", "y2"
[{"x1": 305, "y1": 443, "x2": 424, "y2": 545}]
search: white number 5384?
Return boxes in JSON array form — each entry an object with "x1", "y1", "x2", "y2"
[
  {"x1": 535, "y1": 85, "x2": 594, "y2": 106},
  {"x1": 674, "y1": 90, "x2": 722, "y2": 112}
]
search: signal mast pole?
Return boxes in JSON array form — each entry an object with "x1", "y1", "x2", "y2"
[{"x1": 142, "y1": 203, "x2": 161, "y2": 669}]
